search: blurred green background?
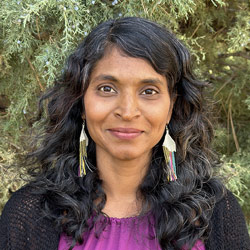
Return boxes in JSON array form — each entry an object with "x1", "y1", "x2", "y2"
[{"x1": 0, "y1": 0, "x2": 249, "y2": 230}]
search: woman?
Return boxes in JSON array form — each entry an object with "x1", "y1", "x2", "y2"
[{"x1": 0, "y1": 17, "x2": 249, "y2": 250}]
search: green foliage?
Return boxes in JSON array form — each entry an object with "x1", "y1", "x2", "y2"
[{"x1": 0, "y1": 0, "x2": 249, "y2": 229}]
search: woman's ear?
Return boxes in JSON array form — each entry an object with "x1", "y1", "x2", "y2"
[
  {"x1": 166, "y1": 96, "x2": 176, "y2": 124},
  {"x1": 166, "y1": 107, "x2": 173, "y2": 124}
]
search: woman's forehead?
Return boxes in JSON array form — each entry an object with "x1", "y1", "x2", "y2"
[{"x1": 90, "y1": 47, "x2": 167, "y2": 83}]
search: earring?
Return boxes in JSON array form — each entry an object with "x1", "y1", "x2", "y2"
[
  {"x1": 162, "y1": 126, "x2": 177, "y2": 181},
  {"x1": 79, "y1": 121, "x2": 89, "y2": 177}
]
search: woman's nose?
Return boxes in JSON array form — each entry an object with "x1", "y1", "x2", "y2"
[{"x1": 115, "y1": 92, "x2": 141, "y2": 120}]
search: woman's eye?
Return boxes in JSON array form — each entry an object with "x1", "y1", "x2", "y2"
[
  {"x1": 99, "y1": 86, "x2": 116, "y2": 93},
  {"x1": 142, "y1": 89, "x2": 158, "y2": 95}
]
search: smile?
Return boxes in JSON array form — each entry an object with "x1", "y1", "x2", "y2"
[{"x1": 108, "y1": 128, "x2": 143, "y2": 140}]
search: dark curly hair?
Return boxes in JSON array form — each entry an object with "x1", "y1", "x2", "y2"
[{"x1": 27, "y1": 17, "x2": 224, "y2": 250}]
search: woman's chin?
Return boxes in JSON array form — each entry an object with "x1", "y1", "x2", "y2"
[{"x1": 110, "y1": 149, "x2": 151, "y2": 162}]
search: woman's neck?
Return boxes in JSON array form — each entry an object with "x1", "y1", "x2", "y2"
[{"x1": 96, "y1": 148, "x2": 151, "y2": 218}]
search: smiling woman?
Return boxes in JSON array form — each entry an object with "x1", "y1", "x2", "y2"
[
  {"x1": 85, "y1": 47, "x2": 172, "y2": 165},
  {"x1": 0, "y1": 17, "x2": 249, "y2": 250}
]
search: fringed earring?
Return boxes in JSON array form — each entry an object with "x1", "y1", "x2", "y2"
[
  {"x1": 162, "y1": 126, "x2": 177, "y2": 181},
  {"x1": 79, "y1": 121, "x2": 89, "y2": 177}
]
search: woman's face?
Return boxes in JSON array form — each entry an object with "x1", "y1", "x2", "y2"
[{"x1": 84, "y1": 47, "x2": 172, "y2": 163}]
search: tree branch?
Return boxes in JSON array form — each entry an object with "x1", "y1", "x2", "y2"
[
  {"x1": 25, "y1": 56, "x2": 45, "y2": 92},
  {"x1": 220, "y1": 51, "x2": 250, "y2": 60}
]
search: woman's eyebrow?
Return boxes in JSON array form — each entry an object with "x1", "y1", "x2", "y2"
[
  {"x1": 140, "y1": 78, "x2": 164, "y2": 85},
  {"x1": 91, "y1": 74, "x2": 164, "y2": 85},
  {"x1": 91, "y1": 74, "x2": 118, "y2": 83}
]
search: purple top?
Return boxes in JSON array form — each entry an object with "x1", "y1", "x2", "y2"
[{"x1": 58, "y1": 214, "x2": 205, "y2": 250}]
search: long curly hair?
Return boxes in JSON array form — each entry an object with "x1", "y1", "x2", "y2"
[{"x1": 27, "y1": 17, "x2": 224, "y2": 250}]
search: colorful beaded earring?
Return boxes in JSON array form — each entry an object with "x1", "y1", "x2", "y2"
[
  {"x1": 79, "y1": 121, "x2": 88, "y2": 177},
  {"x1": 162, "y1": 126, "x2": 177, "y2": 181}
]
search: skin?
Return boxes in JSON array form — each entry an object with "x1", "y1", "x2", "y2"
[{"x1": 84, "y1": 47, "x2": 173, "y2": 218}]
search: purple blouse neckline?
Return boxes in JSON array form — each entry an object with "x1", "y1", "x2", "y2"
[
  {"x1": 97, "y1": 211, "x2": 151, "y2": 222},
  {"x1": 58, "y1": 213, "x2": 205, "y2": 250}
]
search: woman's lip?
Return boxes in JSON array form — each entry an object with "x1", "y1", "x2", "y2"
[
  {"x1": 109, "y1": 128, "x2": 143, "y2": 133},
  {"x1": 108, "y1": 128, "x2": 143, "y2": 140}
]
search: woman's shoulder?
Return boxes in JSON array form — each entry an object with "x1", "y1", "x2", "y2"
[
  {"x1": 207, "y1": 188, "x2": 250, "y2": 249},
  {"x1": 212, "y1": 188, "x2": 248, "y2": 228},
  {"x1": 0, "y1": 185, "x2": 59, "y2": 250},
  {"x1": 1, "y1": 184, "x2": 43, "y2": 218},
  {"x1": 213, "y1": 188, "x2": 246, "y2": 216},
  {"x1": 0, "y1": 184, "x2": 46, "y2": 236}
]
